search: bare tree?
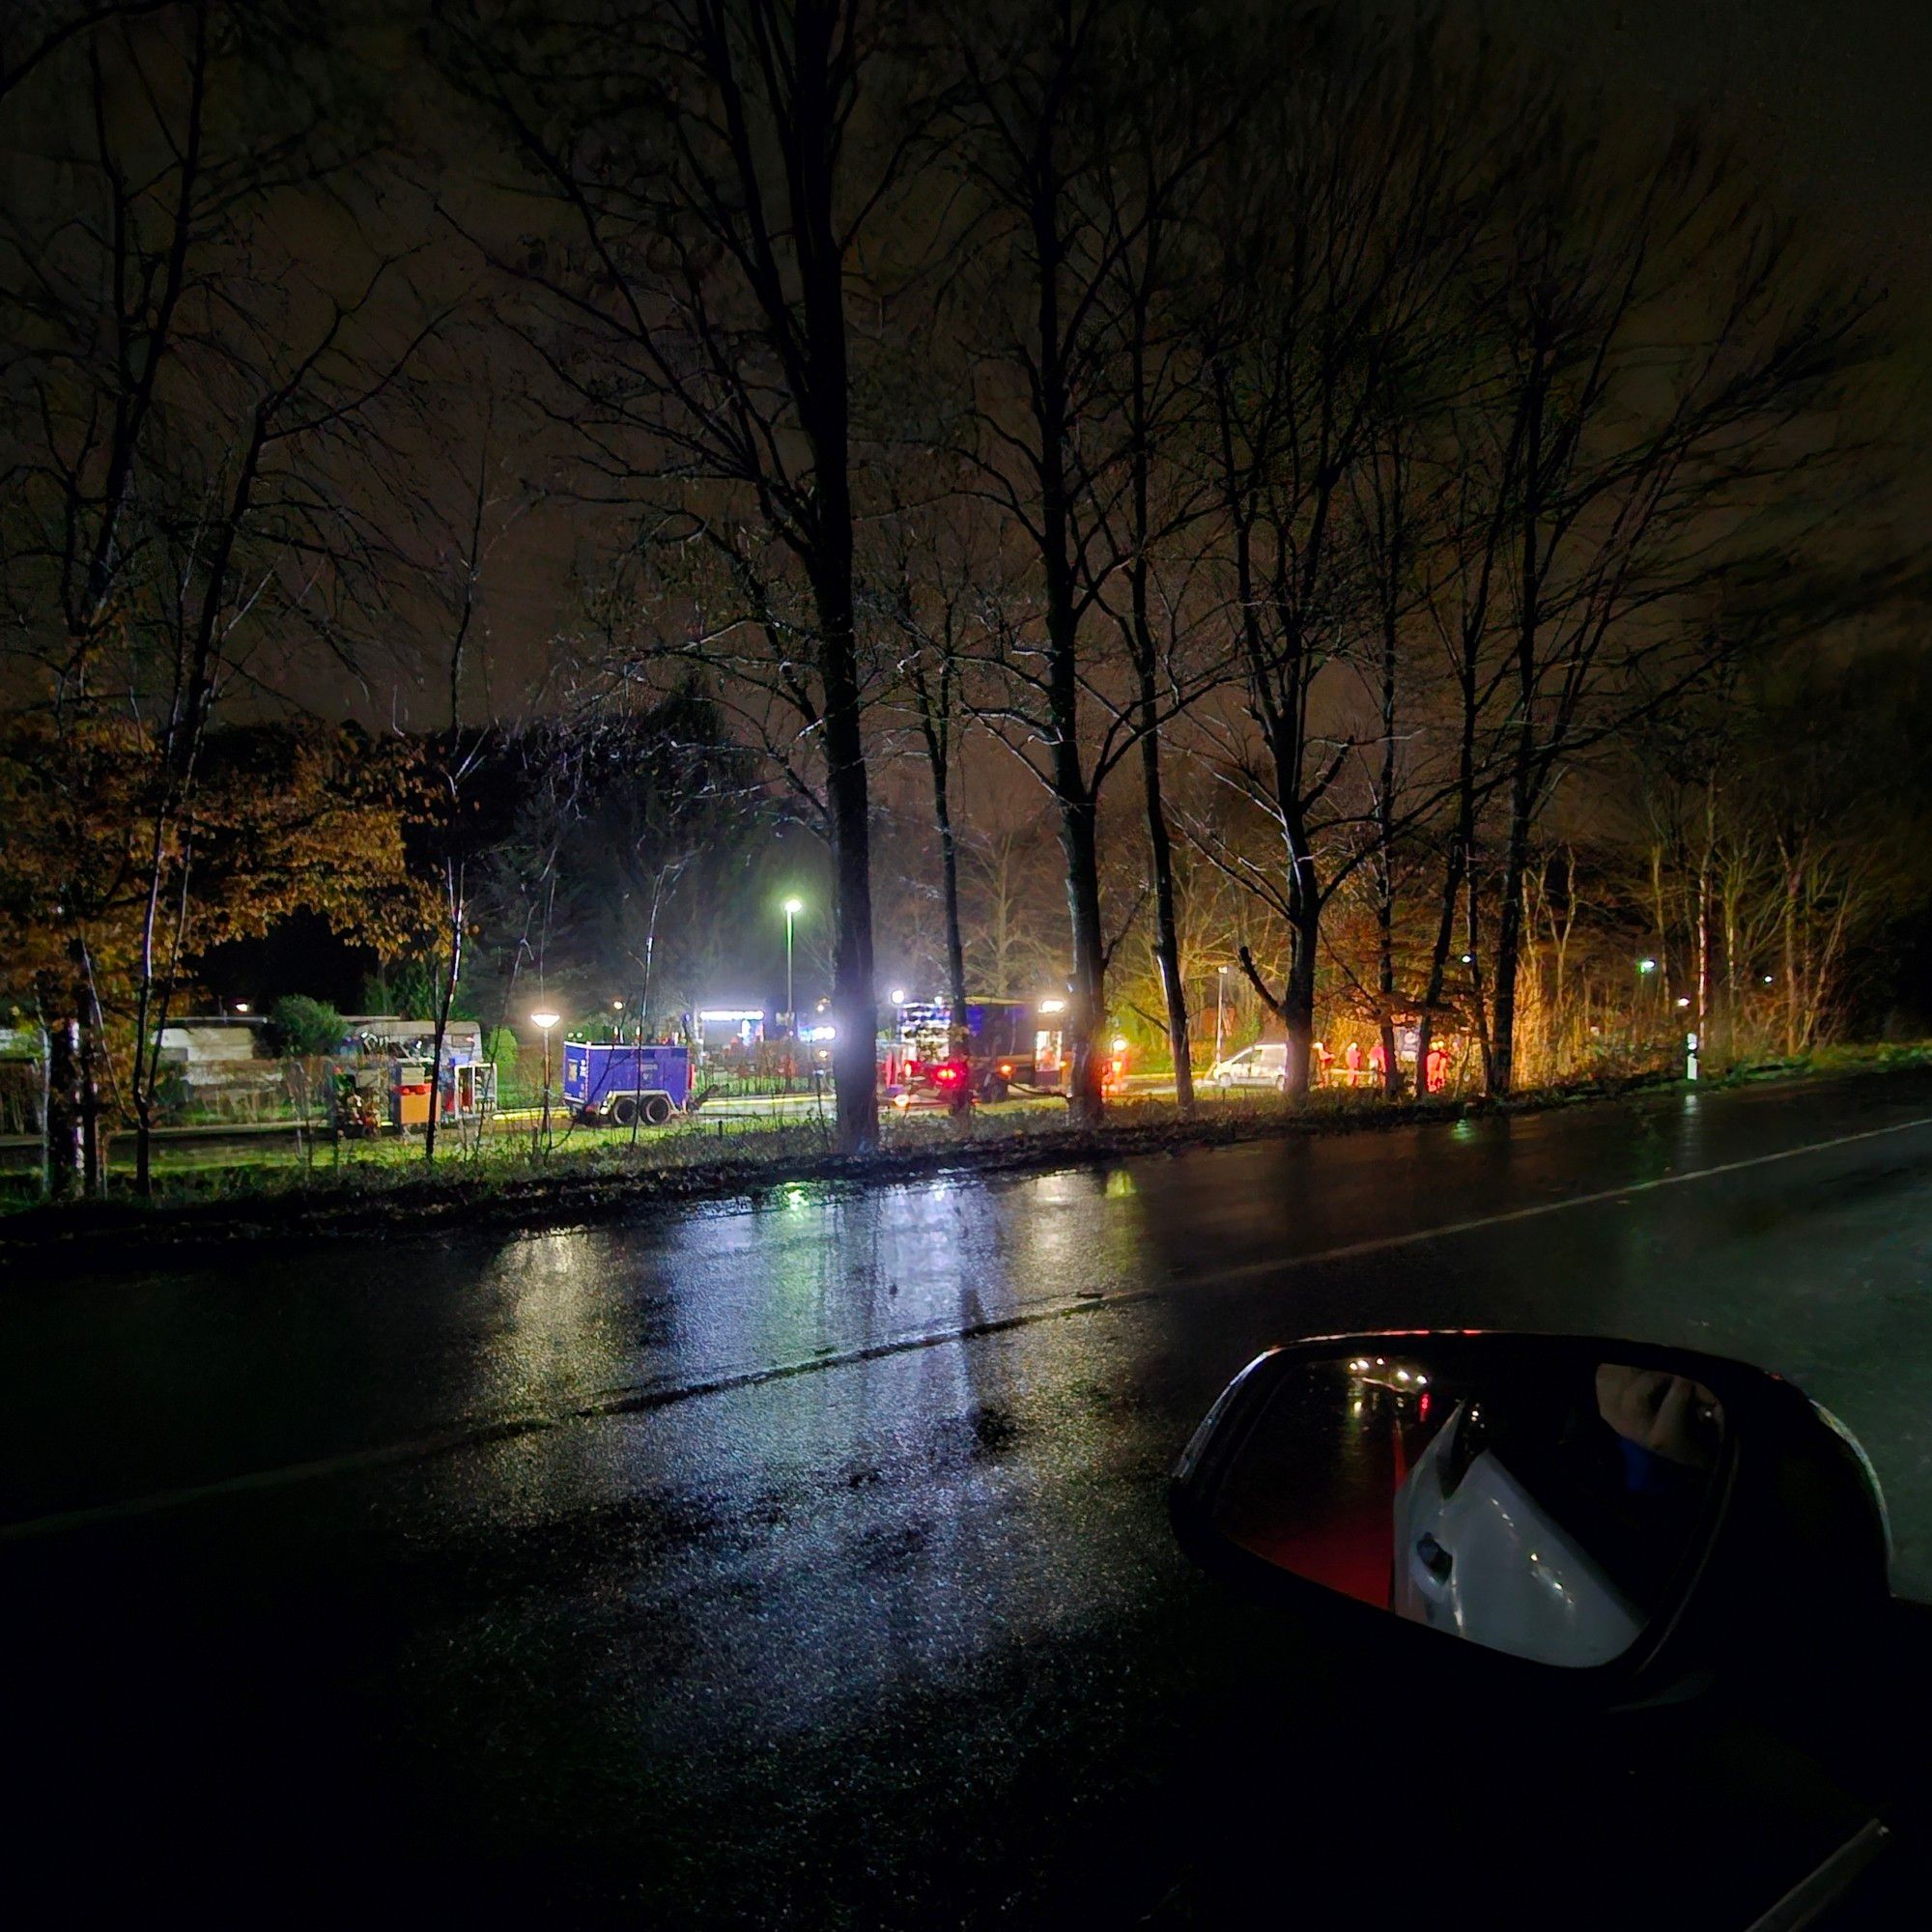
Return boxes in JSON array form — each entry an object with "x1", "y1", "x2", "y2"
[
  {"x1": 419, "y1": 407, "x2": 530, "y2": 1162},
  {"x1": 877, "y1": 492, "x2": 980, "y2": 1034},
  {"x1": 1, "y1": 0, "x2": 440, "y2": 1191},
  {"x1": 1186, "y1": 18, "x2": 1478, "y2": 1098},
  {"x1": 1459, "y1": 111, "x2": 1884, "y2": 1092},
  {"x1": 942, "y1": 0, "x2": 1229, "y2": 1121},
  {"x1": 440, "y1": 0, "x2": 941, "y2": 1151}
]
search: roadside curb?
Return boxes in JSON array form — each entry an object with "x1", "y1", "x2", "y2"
[{"x1": 3, "y1": 1056, "x2": 1924, "y2": 1282}]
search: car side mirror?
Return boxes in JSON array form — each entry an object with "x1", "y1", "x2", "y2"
[{"x1": 1172, "y1": 1333, "x2": 1891, "y2": 1701}]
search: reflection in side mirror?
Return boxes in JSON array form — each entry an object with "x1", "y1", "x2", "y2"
[{"x1": 1176, "y1": 1338, "x2": 1730, "y2": 1670}]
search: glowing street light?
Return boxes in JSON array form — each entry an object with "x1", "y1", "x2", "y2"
[
  {"x1": 890, "y1": 987, "x2": 906, "y2": 1006},
  {"x1": 1637, "y1": 958, "x2": 1658, "y2": 975},
  {"x1": 781, "y1": 896, "x2": 804, "y2": 1027},
  {"x1": 530, "y1": 1009, "x2": 560, "y2": 1153}
]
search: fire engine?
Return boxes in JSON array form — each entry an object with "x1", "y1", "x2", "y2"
[{"x1": 882, "y1": 997, "x2": 1127, "y2": 1106}]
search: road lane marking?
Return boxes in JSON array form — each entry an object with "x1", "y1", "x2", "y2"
[
  {"x1": 8, "y1": 1110, "x2": 1929, "y2": 1544},
  {"x1": 1189, "y1": 1112, "x2": 1932, "y2": 1286}
]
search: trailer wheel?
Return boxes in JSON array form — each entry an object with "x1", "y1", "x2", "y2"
[
  {"x1": 641, "y1": 1093, "x2": 673, "y2": 1127},
  {"x1": 611, "y1": 1094, "x2": 639, "y2": 1127}
]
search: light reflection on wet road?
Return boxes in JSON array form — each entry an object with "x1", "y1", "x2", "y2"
[{"x1": 7, "y1": 1071, "x2": 1932, "y2": 1920}]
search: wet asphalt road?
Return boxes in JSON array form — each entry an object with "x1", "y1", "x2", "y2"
[{"x1": 7, "y1": 1070, "x2": 1932, "y2": 1923}]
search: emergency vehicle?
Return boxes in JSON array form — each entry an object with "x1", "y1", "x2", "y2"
[{"x1": 882, "y1": 996, "x2": 1127, "y2": 1106}]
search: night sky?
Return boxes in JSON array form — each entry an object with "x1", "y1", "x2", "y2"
[
  {"x1": 1481, "y1": 0, "x2": 1932, "y2": 299},
  {"x1": 444, "y1": 0, "x2": 1932, "y2": 717}
]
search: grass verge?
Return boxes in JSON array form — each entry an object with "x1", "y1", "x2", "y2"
[{"x1": 4, "y1": 1041, "x2": 1927, "y2": 1278}]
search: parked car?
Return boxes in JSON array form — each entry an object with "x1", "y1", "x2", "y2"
[{"x1": 1207, "y1": 1041, "x2": 1289, "y2": 1093}]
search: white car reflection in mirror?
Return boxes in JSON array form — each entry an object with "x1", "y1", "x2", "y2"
[{"x1": 1391, "y1": 1401, "x2": 1644, "y2": 1667}]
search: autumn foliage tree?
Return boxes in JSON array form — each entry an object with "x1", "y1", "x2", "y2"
[{"x1": 0, "y1": 721, "x2": 435, "y2": 1190}]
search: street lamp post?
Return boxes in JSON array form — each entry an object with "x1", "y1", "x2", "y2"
[
  {"x1": 530, "y1": 1009, "x2": 559, "y2": 1155},
  {"x1": 781, "y1": 897, "x2": 804, "y2": 1083},
  {"x1": 1215, "y1": 965, "x2": 1228, "y2": 1069},
  {"x1": 782, "y1": 897, "x2": 803, "y2": 1026}
]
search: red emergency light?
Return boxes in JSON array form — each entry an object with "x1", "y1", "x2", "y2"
[{"x1": 931, "y1": 1061, "x2": 967, "y2": 1087}]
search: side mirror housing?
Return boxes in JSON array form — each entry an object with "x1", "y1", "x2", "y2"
[{"x1": 1171, "y1": 1332, "x2": 1890, "y2": 1708}]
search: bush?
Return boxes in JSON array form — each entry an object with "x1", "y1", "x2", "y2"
[{"x1": 267, "y1": 995, "x2": 345, "y2": 1059}]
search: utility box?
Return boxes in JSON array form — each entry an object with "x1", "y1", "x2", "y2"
[{"x1": 395, "y1": 1062, "x2": 433, "y2": 1128}]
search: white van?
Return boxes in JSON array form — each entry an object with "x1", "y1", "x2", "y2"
[{"x1": 1207, "y1": 1042, "x2": 1289, "y2": 1093}]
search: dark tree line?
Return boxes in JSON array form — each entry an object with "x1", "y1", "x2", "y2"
[
  {"x1": 433, "y1": 0, "x2": 1908, "y2": 1139},
  {"x1": 4, "y1": 0, "x2": 1923, "y2": 1179}
]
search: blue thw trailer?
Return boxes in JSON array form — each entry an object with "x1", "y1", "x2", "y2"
[{"x1": 561, "y1": 1041, "x2": 695, "y2": 1127}]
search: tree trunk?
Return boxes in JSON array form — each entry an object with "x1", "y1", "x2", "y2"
[
  {"x1": 1375, "y1": 852, "x2": 1401, "y2": 1097},
  {"x1": 425, "y1": 859, "x2": 465, "y2": 1164},
  {"x1": 788, "y1": 7, "x2": 875, "y2": 1153},
  {"x1": 1490, "y1": 830, "x2": 1529, "y2": 1095},
  {"x1": 1465, "y1": 861, "x2": 1493, "y2": 1091},
  {"x1": 1373, "y1": 445, "x2": 1404, "y2": 1101},
  {"x1": 1058, "y1": 785, "x2": 1108, "y2": 1125},
  {"x1": 804, "y1": 353, "x2": 875, "y2": 1148},
  {"x1": 79, "y1": 1003, "x2": 103, "y2": 1196},
  {"x1": 1414, "y1": 675, "x2": 1481, "y2": 1092},
  {"x1": 1027, "y1": 246, "x2": 1106, "y2": 1120},
  {"x1": 1139, "y1": 709, "x2": 1192, "y2": 1112},
  {"x1": 1282, "y1": 893, "x2": 1318, "y2": 1099},
  {"x1": 1272, "y1": 735, "x2": 1321, "y2": 1102},
  {"x1": 913, "y1": 663, "x2": 969, "y2": 1037},
  {"x1": 1492, "y1": 343, "x2": 1547, "y2": 1099},
  {"x1": 45, "y1": 1011, "x2": 81, "y2": 1200},
  {"x1": 1122, "y1": 280, "x2": 1191, "y2": 1112},
  {"x1": 933, "y1": 760, "x2": 968, "y2": 1030},
  {"x1": 1783, "y1": 861, "x2": 1801, "y2": 1056},
  {"x1": 824, "y1": 663, "x2": 878, "y2": 1152},
  {"x1": 1696, "y1": 832, "x2": 1712, "y2": 1065},
  {"x1": 132, "y1": 1088, "x2": 155, "y2": 1197}
]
